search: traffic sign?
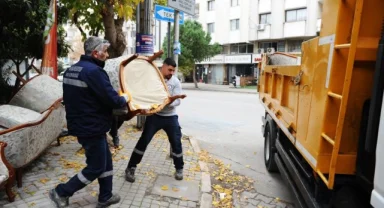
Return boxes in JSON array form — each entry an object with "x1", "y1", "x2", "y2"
[
  {"x1": 167, "y1": 0, "x2": 195, "y2": 16},
  {"x1": 154, "y1": 5, "x2": 184, "y2": 24}
]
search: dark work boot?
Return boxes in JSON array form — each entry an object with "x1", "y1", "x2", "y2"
[
  {"x1": 175, "y1": 169, "x2": 183, "y2": 181},
  {"x1": 49, "y1": 189, "x2": 69, "y2": 208},
  {"x1": 125, "y1": 167, "x2": 136, "y2": 183},
  {"x1": 112, "y1": 136, "x2": 120, "y2": 147},
  {"x1": 96, "y1": 193, "x2": 121, "y2": 208}
]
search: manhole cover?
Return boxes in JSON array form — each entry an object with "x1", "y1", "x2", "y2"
[{"x1": 151, "y1": 175, "x2": 200, "y2": 201}]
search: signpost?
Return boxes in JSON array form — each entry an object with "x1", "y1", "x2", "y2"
[
  {"x1": 154, "y1": 5, "x2": 184, "y2": 24},
  {"x1": 167, "y1": 0, "x2": 195, "y2": 16}
]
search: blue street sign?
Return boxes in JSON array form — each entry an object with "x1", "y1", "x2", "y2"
[{"x1": 154, "y1": 4, "x2": 184, "y2": 24}]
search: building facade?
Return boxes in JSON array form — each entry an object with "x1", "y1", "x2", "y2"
[{"x1": 196, "y1": 0, "x2": 323, "y2": 85}]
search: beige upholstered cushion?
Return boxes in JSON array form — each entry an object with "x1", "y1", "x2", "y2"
[
  {"x1": 0, "y1": 105, "x2": 41, "y2": 129},
  {"x1": 121, "y1": 58, "x2": 170, "y2": 111},
  {"x1": 8, "y1": 75, "x2": 62, "y2": 113},
  {"x1": 0, "y1": 151, "x2": 9, "y2": 183}
]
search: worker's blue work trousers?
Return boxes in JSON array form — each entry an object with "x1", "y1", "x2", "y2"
[
  {"x1": 55, "y1": 135, "x2": 113, "y2": 203},
  {"x1": 127, "y1": 114, "x2": 184, "y2": 170}
]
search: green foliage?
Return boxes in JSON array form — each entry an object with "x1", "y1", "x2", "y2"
[
  {"x1": 0, "y1": 0, "x2": 70, "y2": 62},
  {"x1": 162, "y1": 20, "x2": 222, "y2": 75},
  {"x1": 0, "y1": 0, "x2": 70, "y2": 97},
  {"x1": 60, "y1": 0, "x2": 142, "y2": 39}
]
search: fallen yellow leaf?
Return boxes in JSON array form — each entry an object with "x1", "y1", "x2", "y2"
[
  {"x1": 29, "y1": 202, "x2": 36, "y2": 207},
  {"x1": 91, "y1": 191, "x2": 97, "y2": 197},
  {"x1": 116, "y1": 145, "x2": 123, "y2": 150},
  {"x1": 75, "y1": 148, "x2": 85, "y2": 157},
  {"x1": 39, "y1": 178, "x2": 50, "y2": 184},
  {"x1": 185, "y1": 150, "x2": 194, "y2": 156},
  {"x1": 161, "y1": 185, "x2": 169, "y2": 191},
  {"x1": 172, "y1": 187, "x2": 179, "y2": 192},
  {"x1": 246, "y1": 165, "x2": 251, "y2": 168},
  {"x1": 59, "y1": 176, "x2": 68, "y2": 182}
]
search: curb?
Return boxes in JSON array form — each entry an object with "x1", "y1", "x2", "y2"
[
  {"x1": 183, "y1": 87, "x2": 258, "y2": 95},
  {"x1": 183, "y1": 133, "x2": 213, "y2": 208}
]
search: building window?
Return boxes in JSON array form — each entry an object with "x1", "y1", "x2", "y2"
[
  {"x1": 207, "y1": 23, "x2": 215, "y2": 34},
  {"x1": 230, "y1": 19, "x2": 240, "y2": 31},
  {"x1": 277, "y1": 41, "x2": 285, "y2": 52},
  {"x1": 259, "y1": 13, "x2": 271, "y2": 24},
  {"x1": 259, "y1": 42, "x2": 277, "y2": 52},
  {"x1": 239, "y1": 45, "x2": 247, "y2": 53},
  {"x1": 208, "y1": 1, "x2": 214, "y2": 11},
  {"x1": 195, "y1": 3, "x2": 200, "y2": 16},
  {"x1": 247, "y1": 44, "x2": 254, "y2": 53},
  {"x1": 230, "y1": 44, "x2": 253, "y2": 54},
  {"x1": 231, "y1": 0, "x2": 239, "y2": 7},
  {"x1": 286, "y1": 8, "x2": 307, "y2": 22},
  {"x1": 288, "y1": 40, "x2": 303, "y2": 52},
  {"x1": 230, "y1": 45, "x2": 238, "y2": 54}
]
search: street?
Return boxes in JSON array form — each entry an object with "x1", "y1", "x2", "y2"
[{"x1": 178, "y1": 89, "x2": 295, "y2": 204}]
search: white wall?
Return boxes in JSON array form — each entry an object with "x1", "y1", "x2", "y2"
[
  {"x1": 271, "y1": 0, "x2": 285, "y2": 39},
  {"x1": 284, "y1": 21, "x2": 306, "y2": 37},
  {"x1": 259, "y1": 0, "x2": 271, "y2": 13},
  {"x1": 197, "y1": 0, "x2": 320, "y2": 44},
  {"x1": 285, "y1": 0, "x2": 307, "y2": 9},
  {"x1": 258, "y1": 25, "x2": 271, "y2": 40},
  {"x1": 306, "y1": 0, "x2": 320, "y2": 36},
  {"x1": 197, "y1": 0, "x2": 250, "y2": 45}
]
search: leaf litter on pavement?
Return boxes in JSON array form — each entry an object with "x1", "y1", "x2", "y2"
[{"x1": 199, "y1": 150, "x2": 256, "y2": 208}]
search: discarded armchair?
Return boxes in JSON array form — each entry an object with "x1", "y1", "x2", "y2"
[{"x1": 0, "y1": 75, "x2": 66, "y2": 188}]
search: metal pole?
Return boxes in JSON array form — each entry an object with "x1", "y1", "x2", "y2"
[
  {"x1": 136, "y1": 4, "x2": 140, "y2": 34},
  {"x1": 173, "y1": 10, "x2": 180, "y2": 75},
  {"x1": 159, "y1": 20, "x2": 161, "y2": 52},
  {"x1": 167, "y1": 22, "x2": 171, "y2": 58}
]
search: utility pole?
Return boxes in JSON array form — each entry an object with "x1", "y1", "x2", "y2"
[
  {"x1": 159, "y1": 20, "x2": 161, "y2": 52},
  {"x1": 167, "y1": 22, "x2": 171, "y2": 58},
  {"x1": 173, "y1": 10, "x2": 180, "y2": 75},
  {"x1": 136, "y1": 0, "x2": 153, "y2": 129}
]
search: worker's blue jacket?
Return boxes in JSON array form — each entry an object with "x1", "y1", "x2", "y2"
[{"x1": 63, "y1": 55, "x2": 126, "y2": 137}]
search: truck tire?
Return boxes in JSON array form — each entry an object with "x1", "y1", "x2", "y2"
[{"x1": 264, "y1": 115, "x2": 278, "y2": 172}]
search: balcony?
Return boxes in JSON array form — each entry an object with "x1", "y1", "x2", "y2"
[
  {"x1": 258, "y1": 24, "x2": 272, "y2": 40},
  {"x1": 284, "y1": 21, "x2": 306, "y2": 38},
  {"x1": 249, "y1": 24, "x2": 271, "y2": 41}
]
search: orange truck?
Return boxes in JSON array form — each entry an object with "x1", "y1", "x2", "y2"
[{"x1": 258, "y1": 0, "x2": 384, "y2": 207}]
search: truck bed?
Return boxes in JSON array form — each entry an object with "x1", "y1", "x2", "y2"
[{"x1": 258, "y1": 0, "x2": 384, "y2": 190}]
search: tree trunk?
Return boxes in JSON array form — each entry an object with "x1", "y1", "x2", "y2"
[
  {"x1": 101, "y1": 2, "x2": 127, "y2": 58},
  {"x1": 12, "y1": 61, "x2": 21, "y2": 96},
  {"x1": 193, "y1": 64, "x2": 198, "y2": 88}
]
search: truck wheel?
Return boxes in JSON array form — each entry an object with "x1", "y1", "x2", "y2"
[{"x1": 264, "y1": 116, "x2": 278, "y2": 172}]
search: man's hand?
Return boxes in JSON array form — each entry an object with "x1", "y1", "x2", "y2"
[
  {"x1": 124, "y1": 108, "x2": 150, "y2": 121},
  {"x1": 120, "y1": 94, "x2": 129, "y2": 103},
  {"x1": 169, "y1": 94, "x2": 187, "y2": 103}
]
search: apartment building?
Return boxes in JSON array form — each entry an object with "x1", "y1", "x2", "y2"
[{"x1": 196, "y1": 0, "x2": 323, "y2": 85}]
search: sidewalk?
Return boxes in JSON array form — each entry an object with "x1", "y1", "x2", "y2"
[
  {"x1": 181, "y1": 83, "x2": 257, "y2": 94},
  {"x1": 0, "y1": 120, "x2": 208, "y2": 208}
]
